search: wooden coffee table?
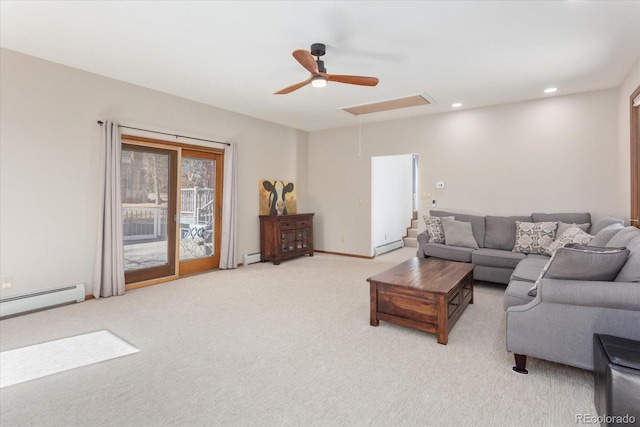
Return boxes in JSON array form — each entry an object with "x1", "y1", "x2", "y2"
[{"x1": 367, "y1": 257, "x2": 474, "y2": 345}]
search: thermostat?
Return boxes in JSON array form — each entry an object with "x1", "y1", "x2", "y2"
[{"x1": 436, "y1": 181, "x2": 445, "y2": 189}]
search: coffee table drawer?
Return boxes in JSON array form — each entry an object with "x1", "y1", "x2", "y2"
[
  {"x1": 447, "y1": 289, "x2": 461, "y2": 320},
  {"x1": 461, "y1": 275, "x2": 473, "y2": 304},
  {"x1": 378, "y1": 289, "x2": 437, "y2": 323}
]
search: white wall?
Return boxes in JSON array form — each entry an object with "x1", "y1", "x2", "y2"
[
  {"x1": 371, "y1": 154, "x2": 413, "y2": 255},
  {"x1": 308, "y1": 89, "x2": 621, "y2": 257},
  {"x1": 0, "y1": 48, "x2": 308, "y2": 297}
]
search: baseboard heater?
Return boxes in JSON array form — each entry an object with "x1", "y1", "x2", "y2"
[
  {"x1": 374, "y1": 240, "x2": 404, "y2": 256},
  {"x1": 243, "y1": 252, "x2": 261, "y2": 266},
  {"x1": 0, "y1": 283, "x2": 85, "y2": 319}
]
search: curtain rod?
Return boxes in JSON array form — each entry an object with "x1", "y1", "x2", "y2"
[{"x1": 97, "y1": 121, "x2": 230, "y2": 146}]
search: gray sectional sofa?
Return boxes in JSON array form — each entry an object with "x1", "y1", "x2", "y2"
[
  {"x1": 417, "y1": 210, "x2": 593, "y2": 284},
  {"x1": 416, "y1": 210, "x2": 640, "y2": 373}
]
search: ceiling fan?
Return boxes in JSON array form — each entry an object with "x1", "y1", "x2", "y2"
[{"x1": 274, "y1": 43, "x2": 379, "y2": 95}]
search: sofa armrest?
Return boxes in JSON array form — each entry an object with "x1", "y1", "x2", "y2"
[
  {"x1": 538, "y1": 278, "x2": 640, "y2": 311},
  {"x1": 416, "y1": 230, "x2": 430, "y2": 258},
  {"x1": 417, "y1": 230, "x2": 430, "y2": 245}
]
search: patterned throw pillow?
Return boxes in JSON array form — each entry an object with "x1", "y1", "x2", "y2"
[
  {"x1": 423, "y1": 215, "x2": 455, "y2": 244},
  {"x1": 543, "y1": 225, "x2": 593, "y2": 256},
  {"x1": 513, "y1": 221, "x2": 558, "y2": 254},
  {"x1": 556, "y1": 221, "x2": 590, "y2": 236}
]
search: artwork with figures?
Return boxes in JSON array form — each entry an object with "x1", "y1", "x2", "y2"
[{"x1": 260, "y1": 180, "x2": 297, "y2": 215}]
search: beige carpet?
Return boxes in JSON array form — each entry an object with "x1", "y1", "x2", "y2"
[{"x1": 0, "y1": 248, "x2": 596, "y2": 426}]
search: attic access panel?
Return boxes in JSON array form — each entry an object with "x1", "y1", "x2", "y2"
[{"x1": 341, "y1": 94, "x2": 431, "y2": 116}]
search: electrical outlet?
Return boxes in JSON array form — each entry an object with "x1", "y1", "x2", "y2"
[{"x1": 1, "y1": 277, "x2": 11, "y2": 289}]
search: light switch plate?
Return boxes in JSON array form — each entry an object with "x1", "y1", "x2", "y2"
[{"x1": 436, "y1": 181, "x2": 445, "y2": 189}]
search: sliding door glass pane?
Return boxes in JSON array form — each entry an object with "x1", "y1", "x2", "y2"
[
  {"x1": 121, "y1": 149, "x2": 170, "y2": 271},
  {"x1": 179, "y1": 157, "x2": 216, "y2": 261}
]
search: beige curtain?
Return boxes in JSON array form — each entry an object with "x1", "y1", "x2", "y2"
[
  {"x1": 219, "y1": 142, "x2": 238, "y2": 269},
  {"x1": 93, "y1": 121, "x2": 125, "y2": 298}
]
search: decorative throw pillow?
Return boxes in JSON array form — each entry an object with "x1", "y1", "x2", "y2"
[
  {"x1": 556, "y1": 222, "x2": 591, "y2": 236},
  {"x1": 543, "y1": 225, "x2": 593, "y2": 256},
  {"x1": 528, "y1": 245, "x2": 630, "y2": 296},
  {"x1": 423, "y1": 215, "x2": 455, "y2": 244},
  {"x1": 513, "y1": 221, "x2": 558, "y2": 254},
  {"x1": 544, "y1": 246, "x2": 629, "y2": 281},
  {"x1": 441, "y1": 218, "x2": 479, "y2": 249}
]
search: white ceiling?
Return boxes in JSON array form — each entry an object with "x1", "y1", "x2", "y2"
[{"x1": 1, "y1": 1, "x2": 639, "y2": 132}]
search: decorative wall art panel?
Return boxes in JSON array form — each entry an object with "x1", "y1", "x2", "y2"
[{"x1": 259, "y1": 180, "x2": 297, "y2": 215}]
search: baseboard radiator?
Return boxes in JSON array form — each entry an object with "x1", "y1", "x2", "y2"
[
  {"x1": 243, "y1": 252, "x2": 261, "y2": 266},
  {"x1": 374, "y1": 240, "x2": 404, "y2": 256},
  {"x1": 0, "y1": 283, "x2": 85, "y2": 318}
]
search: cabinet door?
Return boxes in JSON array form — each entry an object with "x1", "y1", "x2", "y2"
[
  {"x1": 297, "y1": 228, "x2": 310, "y2": 250},
  {"x1": 281, "y1": 230, "x2": 296, "y2": 254}
]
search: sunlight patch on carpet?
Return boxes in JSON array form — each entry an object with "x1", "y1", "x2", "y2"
[{"x1": 0, "y1": 330, "x2": 139, "y2": 388}]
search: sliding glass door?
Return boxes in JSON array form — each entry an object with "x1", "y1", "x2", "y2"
[
  {"x1": 121, "y1": 144, "x2": 177, "y2": 283},
  {"x1": 179, "y1": 149, "x2": 223, "y2": 276},
  {"x1": 121, "y1": 138, "x2": 224, "y2": 285}
]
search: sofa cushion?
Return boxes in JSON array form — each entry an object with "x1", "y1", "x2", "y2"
[
  {"x1": 511, "y1": 259, "x2": 547, "y2": 283},
  {"x1": 543, "y1": 246, "x2": 630, "y2": 281},
  {"x1": 423, "y1": 242, "x2": 474, "y2": 263},
  {"x1": 441, "y1": 218, "x2": 479, "y2": 249},
  {"x1": 589, "y1": 223, "x2": 625, "y2": 247},
  {"x1": 473, "y1": 265, "x2": 513, "y2": 284},
  {"x1": 423, "y1": 215, "x2": 454, "y2": 243},
  {"x1": 590, "y1": 216, "x2": 624, "y2": 235},
  {"x1": 615, "y1": 235, "x2": 640, "y2": 282},
  {"x1": 513, "y1": 221, "x2": 558, "y2": 254},
  {"x1": 430, "y1": 210, "x2": 485, "y2": 248},
  {"x1": 504, "y1": 280, "x2": 536, "y2": 310},
  {"x1": 526, "y1": 253, "x2": 552, "y2": 262},
  {"x1": 606, "y1": 226, "x2": 640, "y2": 248},
  {"x1": 531, "y1": 212, "x2": 591, "y2": 226},
  {"x1": 543, "y1": 225, "x2": 594, "y2": 256},
  {"x1": 472, "y1": 248, "x2": 526, "y2": 269},
  {"x1": 484, "y1": 215, "x2": 532, "y2": 250}
]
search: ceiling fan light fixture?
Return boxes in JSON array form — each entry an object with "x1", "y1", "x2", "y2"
[{"x1": 311, "y1": 75, "x2": 327, "y2": 88}]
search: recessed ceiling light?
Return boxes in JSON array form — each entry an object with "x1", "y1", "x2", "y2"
[
  {"x1": 452, "y1": 103, "x2": 462, "y2": 107},
  {"x1": 544, "y1": 87, "x2": 557, "y2": 94}
]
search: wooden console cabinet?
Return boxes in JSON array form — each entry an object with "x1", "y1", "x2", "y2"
[{"x1": 259, "y1": 213, "x2": 314, "y2": 265}]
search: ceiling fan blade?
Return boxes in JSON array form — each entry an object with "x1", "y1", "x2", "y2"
[
  {"x1": 292, "y1": 49, "x2": 319, "y2": 75},
  {"x1": 274, "y1": 77, "x2": 313, "y2": 95},
  {"x1": 325, "y1": 74, "x2": 379, "y2": 87}
]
